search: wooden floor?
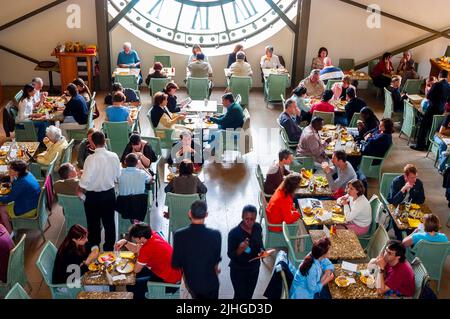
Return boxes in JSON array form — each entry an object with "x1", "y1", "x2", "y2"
[{"x1": 2, "y1": 85, "x2": 449, "y2": 299}]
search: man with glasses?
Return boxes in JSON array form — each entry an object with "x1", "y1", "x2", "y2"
[{"x1": 375, "y1": 240, "x2": 415, "y2": 297}]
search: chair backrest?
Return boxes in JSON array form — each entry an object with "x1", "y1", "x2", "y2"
[
  {"x1": 6, "y1": 234, "x2": 27, "y2": 288},
  {"x1": 401, "y1": 79, "x2": 423, "y2": 95},
  {"x1": 428, "y1": 114, "x2": 446, "y2": 142},
  {"x1": 411, "y1": 257, "x2": 430, "y2": 299},
  {"x1": 338, "y1": 58, "x2": 355, "y2": 71},
  {"x1": 312, "y1": 111, "x2": 334, "y2": 125},
  {"x1": 87, "y1": 92, "x2": 96, "y2": 129},
  {"x1": 401, "y1": 100, "x2": 417, "y2": 137},
  {"x1": 153, "y1": 55, "x2": 172, "y2": 67},
  {"x1": 266, "y1": 74, "x2": 288, "y2": 102},
  {"x1": 365, "y1": 225, "x2": 390, "y2": 259},
  {"x1": 15, "y1": 122, "x2": 38, "y2": 142},
  {"x1": 279, "y1": 269, "x2": 290, "y2": 299},
  {"x1": 47, "y1": 152, "x2": 59, "y2": 178},
  {"x1": 242, "y1": 108, "x2": 251, "y2": 131},
  {"x1": 325, "y1": 79, "x2": 342, "y2": 91},
  {"x1": 4, "y1": 283, "x2": 30, "y2": 299},
  {"x1": 290, "y1": 156, "x2": 315, "y2": 171},
  {"x1": 14, "y1": 90, "x2": 23, "y2": 105},
  {"x1": 166, "y1": 192, "x2": 201, "y2": 233},
  {"x1": 368, "y1": 59, "x2": 379, "y2": 75},
  {"x1": 368, "y1": 195, "x2": 382, "y2": 236},
  {"x1": 412, "y1": 240, "x2": 450, "y2": 282},
  {"x1": 150, "y1": 78, "x2": 170, "y2": 95},
  {"x1": 102, "y1": 121, "x2": 130, "y2": 157},
  {"x1": 229, "y1": 76, "x2": 252, "y2": 106},
  {"x1": 383, "y1": 87, "x2": 394, "y2": 119},
  {"x1": 115, "y1": 75, "x2": 138, "y2": 90},
  {"x1": 141, "y1": 136, "x2": 162, "y2": 157},
  {"x1": 348, "y1": 112, "x2": 360, "y2": 128},
  {"x1": 61, "y1": 139, "x2": 75, "y2": 165},
  {"x1": 280, "y1": 94, "x2": 286, "y2": 106},
  {"x1": 146, "y1": 281, "x2": 180, "y2": 299},
  {"x1": 58, "y1": 194, "x2": 87, "y2": 232},
  {"x1": 279, "y1": 126, "x2": 297, "y2": 149},
  {"x1": 37, "y1": 186, "x2": 50, "y2": 230},
  {"x1": 187, "y1": 77, "x2": 209, "y2": 100},
  {"x1": 282, "y1": 221, "x2": 312, "y2": 268},
  {"x1": 379, "y1": 172, "x2": 402, "y2": 207},
  {"x1": 255, "y1": 164, "x2": 266, "y2": 192},
  {"x1": 35, "y1": 240, "x2": 58, "y2": 287}
]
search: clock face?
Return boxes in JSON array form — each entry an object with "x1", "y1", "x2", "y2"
[{"x1": 108, "y1": 0, "x2": 297, "y2": 55}]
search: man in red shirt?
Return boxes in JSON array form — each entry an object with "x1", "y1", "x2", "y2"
[
  {"x1": 309, "y1": 90, "x2": 335, "y2": 115},
  {"x1": 376, "y1": 240, "x2": 415, "y2": 297},
  {"x1": 115, "y1": 223, "x2": 182, "y2": 299}
]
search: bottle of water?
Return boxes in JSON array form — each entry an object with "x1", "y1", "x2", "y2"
[{"x1": 8, "y1": 138, "x2": 19, "y2": 161}]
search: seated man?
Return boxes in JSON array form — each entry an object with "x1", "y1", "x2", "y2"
[
  {"x1": 187, "y1": 53, "x2": 213, "y2": 96},
  {"x1": 388, "y1": 76, "x2": 408, "y2": 112},
  {"x1": 36, "y1": 126, "x2": 68, "y2": 168},
  {"x1": 299, "y1": 69, "x2": 325, "y2": 98},
  {"x1": 260, "y1": 45, "x2": 283, "y2": 69},
  {"x1": 309, "y1": 90, "x2": 335, "y2": 115},
  {"x1": 117, "y1": 42, "x2": 142, "y2": 84},
  {"x1": 278, "y1": 98, "x2": 302, "y2": 143},
  {"x1": 264, "y1": 149, "x2": 293, "y2": 195},
  {"x1": 207, "y1": 93, "x2": 244, "y2": 130},
  {"x1": 32, "y1": 77, "x2": 48, "y2": 107},
  {"x1": 114, "y1": 223, "x2": 182, "y2": 299},
  {"x1": 104, "y1": 82, "x2": 140, "y2": 106},
  {"x1": 343, "y1": 87, "x2": 366, "y2": 126},
  {"x1": 145, "y1": 62, "x2": 167, "y2": 88},
  {"x1": 387, "y1": 164, "x2": 425, "y2": 206},
  {"x1": 105, "y1": 92, "x2": 133, "y2": 125},
  {"x1": 321, "y1": 150, "x2": 357, "y2": 198},
  {"x1": 402, "y1": 214, "x2": 448, "y2": 247},
  {"x1": 54, "y1": 163, "x2": 80, "y2": 196},
  {"x1": 434, "y1": 112, "x2": 450, "y2": 173},
  {"x1": 230, "y1": 51, "x2": 253, "y2": 77},
  {"x1": 375, "y1": 240, "x2": 415, "y2": 298},
  {"x1": 167, "y1": 130, "x2": 203, "y2": 167},
  {"x1": 296, "y1": 116, "x2": 330, "y2": 164},
  {"x1": 319, "y1": 57, "x2": 344, "y2": 84},
  {"x1": 118, "y1": 153, "x2": 151, "y2": 197}
]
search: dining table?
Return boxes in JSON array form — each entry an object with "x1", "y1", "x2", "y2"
[
  {"x1": 320, "y1": 124, "x2": 362, "y2": 157},
  {"x1": 304, "y1": 98, "x2": 347, "y2": 113},
  {"x1": 32, "y1": 96, "x2": 65, "y2": 122},
  {"x1": 112, "y1": 67, "x2": 140, "y2": 78},
  {"x1": 164, "y1": 163, "x2": 204, "y2": 184},
  {"x1": 0, "y1": 142, "x2": 41, "y2": 176},
  {"x1": 309, "y1": 229, "x2": 366, "y2": 261},
  {"x1": 387, "y1": 203, "x2": 431, "y2": 232},
  {"x1": 297, "y1": 199, "x2": 347, "y2": 227},
  {"x1": 77, "y1": 291, "x2": 134, "y2": 299},
  {"x1": 148, "y1": 67, "x2": 176, "y2": 78},
  {"x1": 345, "y1": 70, "x2": 372, "y2": 82},
  {"x1": 294, "y1": 172, "x2": 333, "y2": 198},
  {"x1": 182, "y1": 100, "x2": 218, "y2": 113}
]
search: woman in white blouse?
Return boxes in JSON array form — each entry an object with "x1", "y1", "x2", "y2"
[
  {"x1": 336, "y1": 179, "x2": 372, "y2": 236},
  {"x1": 17, "y1": 84, "x2": 45, "y2": 123}
]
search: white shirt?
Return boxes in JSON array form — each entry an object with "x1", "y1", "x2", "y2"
[
  {"x1": 79, "y1": 147, "x2": 122, "y2": 192},
  {"x1": 17, "y1": 98, "x2": 34, "y2": 122},
  {"x1": 260, "y1": 54, "x2": 283, "y2": 69},
  {"x1": 229, "y1": 60, "x2": 253, "y2": 77},
  {"x1": 338, "y1": 195, "x2": 372, "y2": 228}
]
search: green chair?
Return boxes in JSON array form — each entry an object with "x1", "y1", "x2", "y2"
[
  {"x1": 186, "y1": 77, "x2": 209, "y2": 100},
  {"x1": 348, "y1": 112, "x2": 360, "y2": 128},
  {"x1": 312, "y1": 111, "x2": 334, "y2": 125},
  {"x1": 359, "y1": 143, "x2": 393, "y2": 180},
  {"x1": 401, "y1": 79, "x2": 423, "y2": 95},
  {"x1": 15, "y1": 122, "x2": 38, "y2": 142},
  {"x1": 411, "y1": 257, "x2": 430, "y2": 299},
  {"x1": 66, "y1": 92, "x2": 96, "y2": 141},
  {"x1": 115, "y1": 74, "x2": 139, "y2": 90},
  {"x1": 410, "y1": 241, "x2": 450, "y2": 293},
  {"x1": 383, "y1": 87, "x2": 394, "y2": 119},
  {"x1": 145, "y1": 281, "x2": 180, "y2": 299},
  {"x1": 379, "y1": 172, "x2": 402, "y2": 211},
  {"x1": 11, "y1": 187, "x2": 50, "y2": 241},
  {"x1": 264, "y1": 74, "x2": 288, "y2": 107},
  {"x1": 279, "y1": 127, "x2": 297, "y2": 150},
  {"x1": 399, "y1": 100, "x2": 417, "y2": 145},
  {"x1": 149, "y1": 78, "x2": 170, "y2": 96},
  {"x1": 154, "y1": 55, "x2": 172, "y2": 67},
  {"x1": 0, "y1": 234, "x2": 30, "y2": 297},
  {"x1": 4, "y1": 283, "x2": 30, "y2": 299},
  {"x1": 426, "y1": 114, "x2": 446, "y2": 166},
  {"x1": 166, "y1": 192, "x2": 201, "y2": 243},
  {"x1": 29, "y1": 152, "x2": 59, "y2": 186},
  {"x1": 229, "y1": 76, "x2": 252, "y2": 107},
  {"x1": 58, "y1": 194, "x2": 87, "y2": 233},
  {"x1": 364, "y1": 225, "x2": 390, "y2": 260},
  {"x1": 325, "y1": 79, "x2": 342, "y2": 91},
  {"x1": 102, "y1": 121, "x2": 130, "y2": 157},
  {"x1": 117, "y1": 192, "x2": 152, "y2": 237},
  {"x1": 14, "y1": 91, "x2": 23, "y2": 105},
  {"x1": 255, "y1": 165, "x2": 272, "y2": 202},
  {"x1": 368, "y1": 59, "x2": 380, "y2": 94},
  {"x1": 282, "y1": 221, "x2": 312, "y2": 269},
  {"x1": 338, "y1": 58, "x2": 355, "y2": 71},
  {"x1": 141, "y1": 136, "x2": 163, "y2": 192},
  {"x1": 36, "y1": 241, "x2": 83, "y2": 299},
  {"x1": 290, "y1": 156, "x2": 315, "y2": 172},
  {"x1": 359, "y1": 195, "x2": 383, "y2": 249}
]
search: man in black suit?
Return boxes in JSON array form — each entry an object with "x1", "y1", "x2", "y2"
[
  {"x1": 411, "y1": 70, "x2": 450, "y2": 151},
  {"x1": 278, "y1": 98, "x2": 302, "y2": 143},
  {"x1": 344, "y1": 87, "x2": 366, "y2": 125}
]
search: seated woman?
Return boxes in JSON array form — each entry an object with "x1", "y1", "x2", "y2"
[
  {"x1": 149, "y1": 92, "x2": 186, "y2": 133},
  {"x1": 188, "y1": 43, "x2": 208, "y2": 64},
  {"x1": 167, "y1": 130, "x2": 203, "y2": 168},
  {"x1": 59, "y1": 83, "x2": 89, "y2": 136},
  {"x1": 336, "y1": 179, "x2": 372, "y2": 236},
  {"x1": 0, "y1": 160, "x2": 41, "y2": 233},
  {"x1": 403, "y1": 214, "x2": 448, "y2": 248},
  {"x1": 290, "y1": 237, "x2": 334, "y2": 299},
  {"x1": 265, "y1": 173, "x2": 301, "y2": 232},
  {"x1": 52, "y1": 224, "x2": 99, "y2": 284},
  {"x1": 36, "y1": 125, "x2": 68, "y2": 168},
  {"x1": 309, "y1": 90, "x2": 335, "y2": 114},
  {"x1": 370, "y1": 52, "x2": 394, "y2": 89},
  {"x1": 0, "y1": 103, "x2": 16, "y2": 146},
  {"x1": 311, "y1": 47, "x2": 328, "y2": 70},
  {"x1": 164, "y1": 159, "x2": 207, "y2": 195},
  {"x1": 355, "y1": 107, "x2": 379, "y2": 142},
  {"x1": 145, "y1": 62, "x2": 167, "y2": 89},
  {"x1": 121, "y1": 133, "x2": 157, "y2": 170},
  {"x1": 105, "y1": 92, "x2": 132, "y2": 124},
  {"x1": 162, "y1": 82, "x2": 181, "y2": 114},
  {"x1": 290, "y1": 86, "x2": 310, "y2": 121},
  {"x1": 227, "y1": 44, "x2": 247, "y2": 68},
  {"x1": 72, "y1": 78, "x2": 92, "y2": 103},
  {"x1": 361, "y1": 118, "x2": 394, "y2": 160},
  {"x1": 331, "y1": 75, "x2": 356, "y2": 101}
]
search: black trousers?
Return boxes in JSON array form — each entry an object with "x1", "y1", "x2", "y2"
[
  {"x1": 84, "y1": 188, "x2": 116, "y2": 251},
  {"x1": 372, "y1": 75, "x2": 391, "y2": 89},
  {"x1": 127, "y1": 267, "x2": 179, "y2": 300},
  {"x1": 230, "y1": 266, "x2": 260, "y2": 299},
  {"x1": 415, "y1": 112, "x2": 434, "y2": 149}
]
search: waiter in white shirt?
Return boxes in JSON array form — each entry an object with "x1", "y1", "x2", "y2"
[
  {"x1": 260, "y1": 45, "x2": 283, "y2": 69},
  {"x1": 79, "y1": 131, "x2": 121, "y2": 251}
]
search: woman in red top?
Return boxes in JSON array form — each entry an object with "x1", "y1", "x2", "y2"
[
  {"x1": 309, "y1": 90, "x2": 335, "y2": 115},
  {"x1": 266, "y1": 173, "x2": 302, "y2": 232},
  {"x1": 370, "y1": 52, "x2": 394, "y2": 89},
  {"x1": 115, "y1": 223, "x2": 182, "y2": 299}
]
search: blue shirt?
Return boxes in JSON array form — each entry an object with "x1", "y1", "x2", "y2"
[
  {"x1": 64, "y1": 94, "x2": 88, "y2": 124},
  {"x1": 412, "y1": 232, "x2": 448, "y2": 245},
  {"x1": 106, "y1": 106, "x2": 130, "y2": 122},
  {"x1": 289, "y1": 257, "x2": 334, "y2": 299},
  {"x1": 117, "y1": 50, "x2": 140, "y2": 66},
  {"x1": 119, "y1": 167, "x2": 150, "y2": 196},
  {"x1": 0, "y1": 172, "x2": 40, "y2": 215}
]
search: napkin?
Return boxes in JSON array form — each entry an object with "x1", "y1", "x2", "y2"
[
  {"x1": 332, "y1": 214, "x2": 345, "y2": 223},
  {"x1": 112, "y1": 274, "x2": 127, "y2": 282},
  {"x1": 342, "y1": 261, "x2": 358, "y2": 274},
  {"x1": 346, "y1": 277, "x2": 356, "y2": 284}
]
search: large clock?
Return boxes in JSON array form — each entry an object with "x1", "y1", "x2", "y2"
[{"x1": 108, "y1": 0, "x2": 297, "y2": 56}]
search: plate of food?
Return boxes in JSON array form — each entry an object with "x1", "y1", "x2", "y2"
[
  {"x1": 331, "y1": 205, "x2": 342, "y2": 214},
  {"x1": 301, "y1": 169, "x2": 313, "y2": 180},
  {"x1": 302, "y1": 206, "x2": 313, "y2": 216},
  {"x1": 360, "y1": 274, "x2": 375, "y2": 288},
  {"x1": 0, "y1": 187, "x2": 11, "y2": 195},
  {"x1": 116, "y1": 260, "x2": 135, "y2": 274},
  {"x1": 315, "y1": 176, "x2": 329, "y2": 187},
  {"x1": 410, "y1": 203, "x2": 420, "y2": 210},
  {"x1": 299, "y1": 178, "x2": 309, "y2": 187},
  {"x1": 167, "y1": 172, "x2": 175, "y2": 182},
  {"x1": 98, "y1": 252, "x2": 116, "y2": 264},
  {"x1": 120, "y1": 251, "x2": 135, "y2": 259},
  {"x1": 88, "y1": 263, "x2": 101, "y2": 272},
  {"x1": 335, "y1": 276, "x2": 351, "y2": 288},
  {"x1": 323, "y1": 124, "x2": 337, "y2": 131}
]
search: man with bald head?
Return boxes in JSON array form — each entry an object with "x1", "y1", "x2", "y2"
[{"x1": 319, "y1": 57, "x2": 344, "y2": 84}]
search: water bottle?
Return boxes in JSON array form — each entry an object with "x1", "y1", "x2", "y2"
[{"x1": 8, "y1": 138, "x2": 19, "y2": 161}]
